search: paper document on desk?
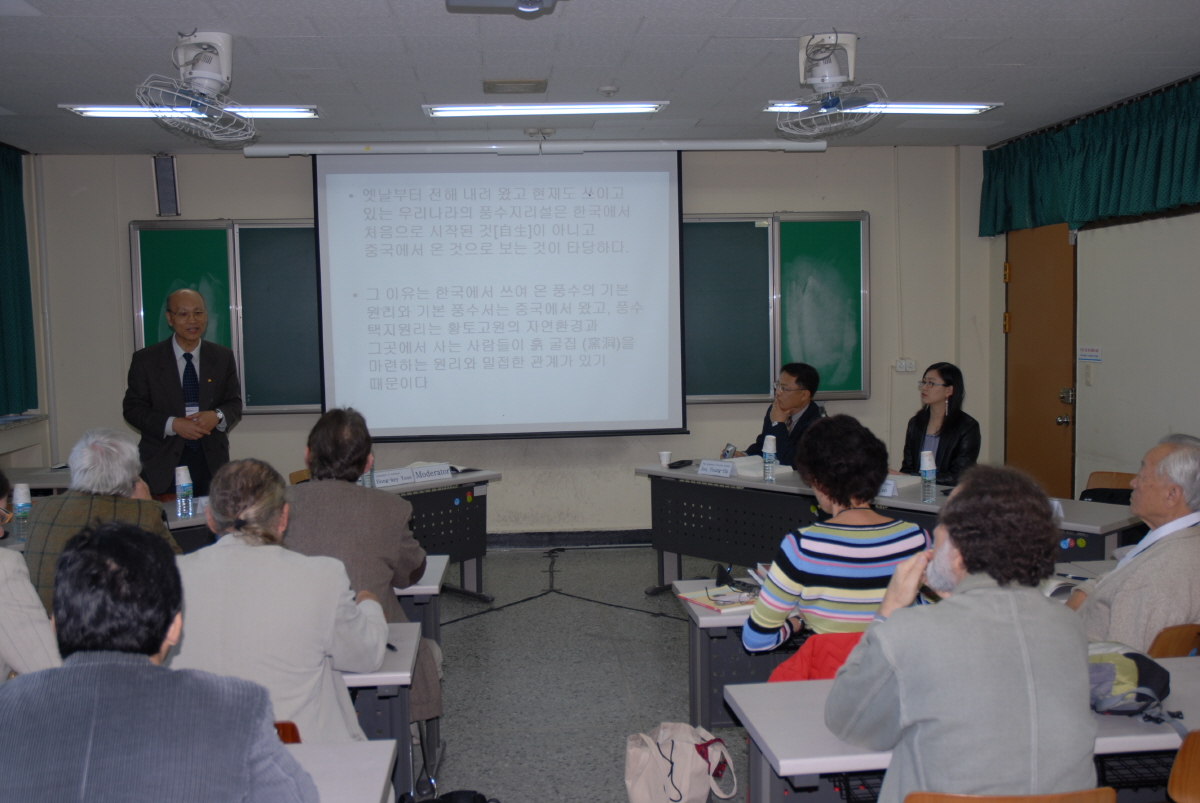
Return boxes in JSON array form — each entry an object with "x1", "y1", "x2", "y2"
[
  {"x1": 728, "y1": 455, "x2": 794, "y2": 477},
  {"x1": 678, "y1": 585, "x2": 759, "y2": 613},
  {"x1": 889, "y1": 474, "x2": 923, "y2": 489}
]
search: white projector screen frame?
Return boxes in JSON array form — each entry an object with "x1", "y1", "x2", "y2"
[{"x1": 314, "y1": 151, "x2": 685, "y2": 441}]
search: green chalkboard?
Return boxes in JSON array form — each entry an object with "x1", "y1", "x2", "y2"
[
  {"x1": 682, "y1": 219, "x2": 773, "y2": 399},
  {"x1": 131, "y1": 221, "x2": 320, "y2": 412},
  {"x1": 135, "y1": 226, "x2": 232, "y2": 349},
  {"x1": 236, "y1": 225, "x2": 321, "y2": 409},
  {"x1": 777, "y1": 214, "x2": 870, "y2": 398}
]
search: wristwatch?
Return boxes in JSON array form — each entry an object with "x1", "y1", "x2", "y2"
[{"x1": 215, "y1": 409, "x2": 225, "y2": 424}]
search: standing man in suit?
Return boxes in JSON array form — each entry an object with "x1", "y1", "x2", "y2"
[
  {"x1": 123, "y1": 288, "x2": 242, "y2": 497},
  {"x1": 736, "y1": 362, "x2": 823, "y2": 468}
]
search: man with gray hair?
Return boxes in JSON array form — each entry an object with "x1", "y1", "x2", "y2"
[
  {"x1": 24, "y1": 428, "x2": 180, "y2": 613},
  {"x1": 1071, "y1": 433, "x2": 1200, "y2": 651}
]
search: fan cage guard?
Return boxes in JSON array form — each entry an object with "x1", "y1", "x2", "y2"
[
  {"x1": 776, "y1": 84, "x2": 887, "y2": 141},
  {"x1": 136, "y1": 76, "x2": 258, "y2": 148}
]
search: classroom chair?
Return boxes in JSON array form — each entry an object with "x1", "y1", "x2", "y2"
[
  {"x1": 274, "y1": 721, "x2": 301, "y2": 743},
  {"x1": 1084, "y1": 472, "x2": 1136, "y2": 491},
  {"x1": 1168, "y1": 729, "x2": 1200, "y2": 803},
  {"x1": 1078, "y1": 471, "x2": 1137, "y2": 506},
  {"x1": 1146, "y1": 623, "x2": 1200, "y2": 659},
  {"x1": 904, "y1": 789, "x2": 1116, "y2": 803},
  {"x1": 288, "y1": 469, "x2": 311, "y2": 485}
]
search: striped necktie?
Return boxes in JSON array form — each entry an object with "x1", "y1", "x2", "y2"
[{"x1": 182, "y1": 352, "x2": 201, "y2": 451}]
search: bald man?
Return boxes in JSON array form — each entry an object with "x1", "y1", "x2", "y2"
[{"x1": 123, "y1": 289, "x2": 242, "y2": 497}]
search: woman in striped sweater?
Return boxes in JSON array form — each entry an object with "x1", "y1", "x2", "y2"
[{"x1": 743, "y1": 415, "x2": 930, "y2": 652}]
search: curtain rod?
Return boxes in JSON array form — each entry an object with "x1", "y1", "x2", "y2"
[{"x1": 987, "y1": 70, "x2": 1200, "y2": 151}]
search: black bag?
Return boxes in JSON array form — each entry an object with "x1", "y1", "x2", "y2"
[{"x1": 431, "y1": 792, "x2": 500, "y2": 803}]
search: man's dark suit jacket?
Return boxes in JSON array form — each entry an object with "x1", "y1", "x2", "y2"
[
  {"x1": 123, "y1": 337, "x2": 243, "y2": 495},
  {"x1": 0, "y1": 650, "x2": 318, "y2": 803},
  {"x1": 745, "y1": 402, "x2": 824, "y2": 468}
]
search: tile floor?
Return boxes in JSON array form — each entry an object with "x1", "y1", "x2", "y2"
[{"x1": 422, "y1": 546, "x2": 749, "y2": 803}]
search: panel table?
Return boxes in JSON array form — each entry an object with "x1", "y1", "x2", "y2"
[
  {"x1": 635, "y1": 464, "x2": 1142, "y2": 589},
  {"x1": 724, "y1": 656, "x2": 1200, "y2": 803}
]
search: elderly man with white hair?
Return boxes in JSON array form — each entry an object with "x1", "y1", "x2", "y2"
[
  {"x1": 1070, "y1": 433, "x2": 1200, "y2": 651},
  {"x1": 24, "y1": 428, "x2": 180, "y2": 614}
]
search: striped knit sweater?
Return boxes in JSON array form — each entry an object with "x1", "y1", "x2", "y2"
[{"x1": 743, "y1": 518, "x2": 930, "y2": 651}]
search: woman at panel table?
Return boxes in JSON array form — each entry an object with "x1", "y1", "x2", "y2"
[
  {"x1": 168, "y1": 458, "x2": 387, "y2": 743},
  {"x1": 896, "y1": 362, "x2": 981, "y2": 487},
  {"x1": 742, "y1": 415, "x2": 931, "y2": 655}
]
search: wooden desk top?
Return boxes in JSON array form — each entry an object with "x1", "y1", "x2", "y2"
[
  {"x1": 394, "y1": 553, "x2": 449, "y2": 597},
  {"x1": 342, "y1": 622, "x2": 421, "y2": 688},
  {"x1": 725, "y1": 656, "x2": 1200, "y2": 778},
  {"x1": 288, "y1": 739, "x2": 396, "y2": 803}
]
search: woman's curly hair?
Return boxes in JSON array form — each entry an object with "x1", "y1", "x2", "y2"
[
  {"x1": 940, "y1": 465, "x2": 1057, "y2": 587},
  {"x1": 796, "y1": 414, "x2": 889, "y2": 508}
]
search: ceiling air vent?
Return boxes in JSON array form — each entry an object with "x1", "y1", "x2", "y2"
[{"x1": 483, "y1": 79, "x2": 548, "y2": 94}]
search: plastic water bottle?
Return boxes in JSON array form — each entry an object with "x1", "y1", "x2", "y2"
[
  {"x1": 762, "y1": 434, "x2": 777, "y2": 483},
  {"x1": 11, "y1": 483, "x2": 31, "y2": 543},
  {"x1": 175, "y1": 466, "x2": 194, "y2": 518},
  {"x1": 357, "y1": 468, "x2": 375, "y2": 488},
  {"x1": 920, "y1": 450, "x2": 937, "y2": 504}
]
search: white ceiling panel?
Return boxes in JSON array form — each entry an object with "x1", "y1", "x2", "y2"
[{"x1": 0, "y1": 0, "x2": 1196, "y2": 154}]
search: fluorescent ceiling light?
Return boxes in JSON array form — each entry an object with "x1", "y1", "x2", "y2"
[
  {"x1": 59, "y1": 104, "x2": 319, "y2": 119},
  {"x1": 423, "y1": 101, "x2": 668, "y2": 118},
  {"x1": 765, "y1": 101, "x2": 1001, "y2": 115}
]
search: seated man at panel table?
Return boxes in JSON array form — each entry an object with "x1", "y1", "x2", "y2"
[
  {"x1": 283, "y1": 408, "x2": 442, "y2": 724},
  {"x1": 735, "y1": 363, "x2": 823, "y2": 467},
  {"x1": 24, "y1": 427, "x2": 180, "y2": 614},
  {"x1": 0, "y1": 469, "x2": 60, "y2": 682},
  {"x1": 1069, "y1": 434, "x2": 1200, "y2": 651},
  {"x1": 826, "y1": 466, "x2": 1097, "y2": 803},
  {"x1": 0, "y1": 522, "x2": 318, "y2": 802}
]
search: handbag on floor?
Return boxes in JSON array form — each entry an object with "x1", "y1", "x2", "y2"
[{"x1": 625, "y1": 722, "x2": 737, "y2": 803}]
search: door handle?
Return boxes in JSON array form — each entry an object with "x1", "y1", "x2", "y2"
[{"x1": 1055, "y1": 415, "x2": 1071, "y2": 426}]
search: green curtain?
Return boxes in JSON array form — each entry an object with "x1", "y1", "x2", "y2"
[
  {"x1": 0, "y1": 144, "x2": 37, "y2": 415},
  {"x1": 980, "y1": 79, "x2": 1200, "y2": 236}
]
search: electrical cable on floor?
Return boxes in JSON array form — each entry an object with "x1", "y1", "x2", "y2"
[{"x1": 441, "y1": 547, "x2": 688, "y2": 627}]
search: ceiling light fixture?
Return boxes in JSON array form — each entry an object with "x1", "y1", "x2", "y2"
[
  {"x1": 59, "y1": 104, "x2": 320, "y2": 119},
  {"x1": 423, "y1": 101, "x2": 667, "y2": 118},
  {"x1": 766, "y1": 100, "x2": 1001, "y2": 115}
]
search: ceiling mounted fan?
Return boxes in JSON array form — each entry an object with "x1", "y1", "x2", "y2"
[{"x1": 775, "y1": 32, "x2": 887, "y2": 141}]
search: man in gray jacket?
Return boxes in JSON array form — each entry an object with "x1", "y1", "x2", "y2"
[
  {"x1": 0, "y1": 522, "x2": 317, "y2": 803},
  {"x1": 826, "y1": 466, "x2": 1097, "y2": 803}
]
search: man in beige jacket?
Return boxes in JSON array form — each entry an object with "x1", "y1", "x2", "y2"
[{"x1": 1071, "y1": 434, "x2": 1200, "y2": 651}]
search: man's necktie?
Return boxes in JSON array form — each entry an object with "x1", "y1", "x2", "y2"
[{"x1": 183, "y1": 352, "x2": 201, "y2": 451}]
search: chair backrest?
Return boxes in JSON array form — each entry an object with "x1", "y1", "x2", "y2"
[
  {"x1": 288, "y1": 469, "x2": 311, "y2": 485},
  {"x1": 1169, "y1": 729, "x2": 1200, "y2": 803},
  {"x1": 1146, "y1": 623, "x2": 1200, "y2": 659},
  {"x1": 1085, "y1": 471, "x2": 1136, "y2": 491},
  {"x1": 274, "y1": 721, "x2": 301, "y2": 743},
  {"x1": 905, "y1": 789, "x2": 1116, "y2": 803}
]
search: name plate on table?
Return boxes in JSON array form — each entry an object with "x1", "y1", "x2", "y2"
[
  {"x1": 371, "y1": 463, "x2": 453, "y2": 489},
  {"x1": 878, "y1": 479, "x2": 898, "y2": 497},
  {"x1": 697, "y1": 460, "x2": 735, "y2": 478}
]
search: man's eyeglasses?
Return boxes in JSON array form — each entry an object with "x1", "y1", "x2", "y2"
[
  {"x1": 773, "y1": 382, "x2": 806, "y2": 394},
  {"x1": 917, "y1": 380, "x2": 950, "y2": 389}
]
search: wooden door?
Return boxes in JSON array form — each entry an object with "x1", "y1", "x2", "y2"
[{"x1": 1006, "y1": 224, "x2": 1076, "y2": 498}]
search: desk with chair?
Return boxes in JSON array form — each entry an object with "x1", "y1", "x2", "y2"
[
  {"x1": 635, "y1": 464, "x2": 1143, "y2": 591},
  {"x1": 396, "y1": 553, "x2": 449, "y2": 647},
  {"x1": 346, "y1": 621, "x2": 423, "y2": 801},
  {"x1": 288, "y1": 739, "x2": 398, "y2": 803},
  {"x1": 723, "y1": 656, "x2": 1200, "y2": 803}
]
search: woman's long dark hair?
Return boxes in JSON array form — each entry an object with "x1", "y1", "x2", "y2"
[{"x1": 914, "y1": 362, "x2": 966, "y2": 436}]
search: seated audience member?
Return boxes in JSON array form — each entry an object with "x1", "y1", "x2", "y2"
[
  {"x1": 24, "y1": 427, "x2": 179, "y2": 613},
  {"x1": 742, "y1": 415, "x2": 929, "y2": 652},
  {"x1": 1071, "y1": 434, "x2": 1200, "y2": 650},
  {"x1": 284, "y1": 408, "x2": 442, "y2": 722},
  {"x1": 170, "y1": 458, "x2": 387, "y2": 743},
  {"x1": 826, "y1": 466, "x2": 1097, "y2": 803},
  {"x1": 897, "y1": 362, "x2": 980, "y2": 486},
  {"x1": 0, "y1": 522, "x2": 317, "y2": 802},
  {"x1": 736, "y1": 363, "x2": 822, "y2": 467},
  {"x1": 0, "y1": 469, "x2": 59, "y2": 681}
]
